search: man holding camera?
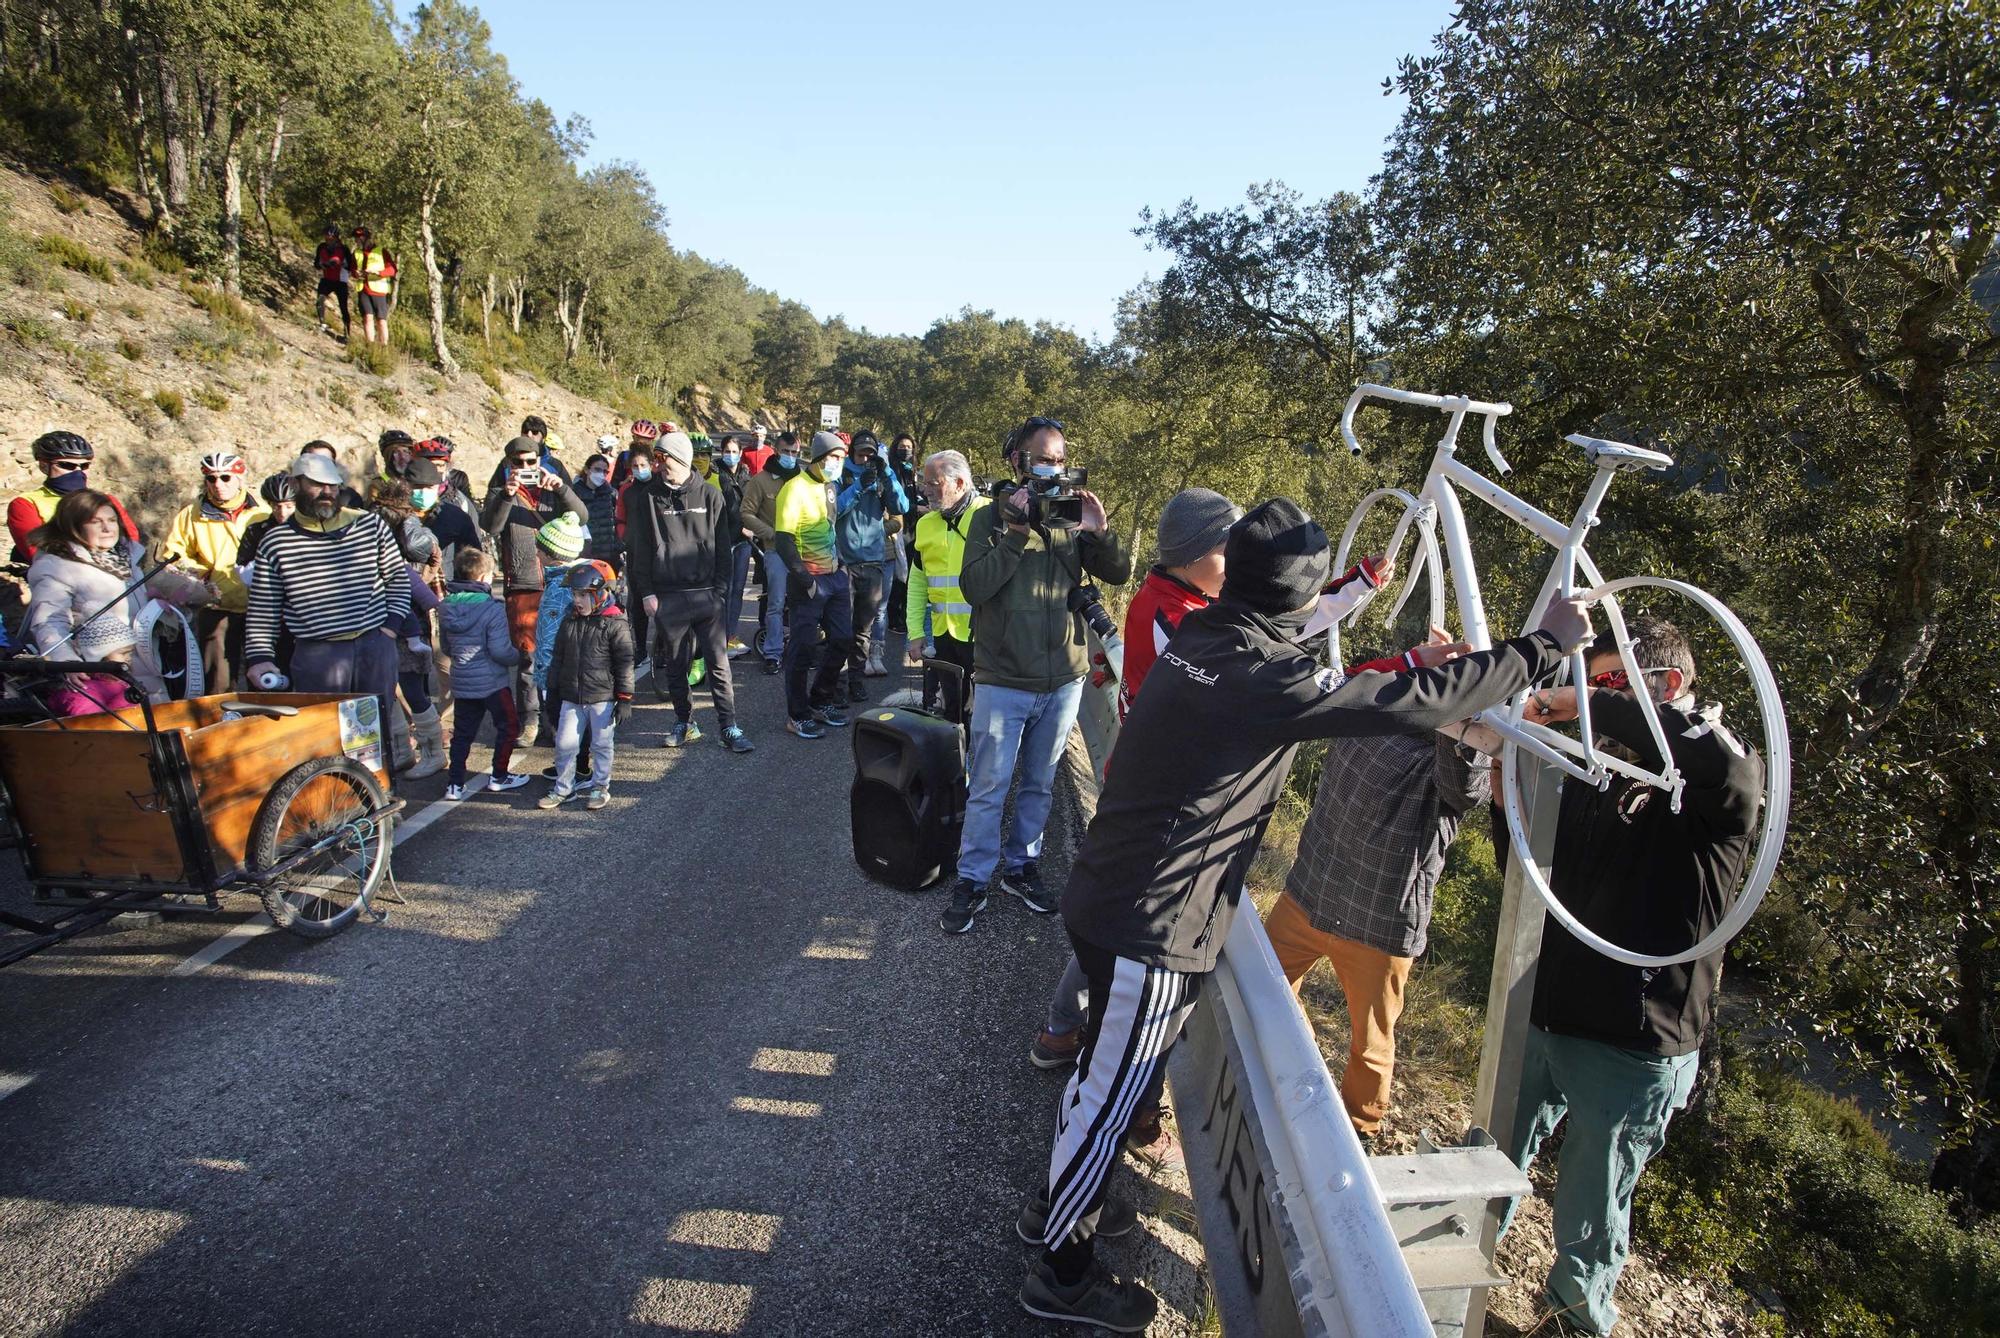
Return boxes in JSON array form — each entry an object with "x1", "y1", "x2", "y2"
[
  {"x1": 941, "y1": 416, "x2": 1131, "y2": 936},
  {"x1": 483, "y1": 435, "x2": 588, "y2": 734},
  {"x1": 835, "y1": 431, "x2": 909, "y2": 699}
]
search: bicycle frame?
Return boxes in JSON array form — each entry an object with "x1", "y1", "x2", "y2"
[{"x1": 1333, "y1": 384, "x2": 1685, "y2": 810}]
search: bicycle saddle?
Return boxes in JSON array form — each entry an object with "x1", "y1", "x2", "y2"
[{"x1": 1564, "y1": 433, "x2": 1674, "y2": 471}]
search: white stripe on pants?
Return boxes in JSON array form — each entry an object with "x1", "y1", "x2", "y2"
[{"x1": 1044, "y1": 951, "x2": 1198, "y2": 1247}]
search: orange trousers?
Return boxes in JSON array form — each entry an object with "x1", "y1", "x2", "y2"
[{"x1": 1263, "y1": 892, "x2": 1412, "y2": 1135}]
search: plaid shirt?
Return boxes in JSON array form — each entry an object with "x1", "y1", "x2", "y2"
[{"x1": 1284, "y1": 731, "x2": 1489, "y2": 958}]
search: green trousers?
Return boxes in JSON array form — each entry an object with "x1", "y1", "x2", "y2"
[{"x1": 1501, "y1": 1025, "x2": 1697, "y2": 1336}]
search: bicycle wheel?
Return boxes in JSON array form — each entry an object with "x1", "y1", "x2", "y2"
[
  {"x1": 1499, "y1": 574, "x2": 1791, "y2": 968},
  {"x1": 252, "y1": 757, "x2": 392, "y2": 939}
]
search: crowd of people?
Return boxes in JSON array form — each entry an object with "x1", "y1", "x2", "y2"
[{"x1": 4, "y1": 411, "x2": 1762, "y2": 1337}]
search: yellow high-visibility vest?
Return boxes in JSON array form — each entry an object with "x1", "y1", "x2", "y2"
[
  {"x1": 907, "y1": 495, "x2": 990, "y2": 644},
  {"x1": 356, "y1": 247, "x2": 393, "y2": 296}
]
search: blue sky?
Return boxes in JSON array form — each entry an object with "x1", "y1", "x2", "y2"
[{"x1": 471, "y1": 2, "x2": 1456, "y2": 340}]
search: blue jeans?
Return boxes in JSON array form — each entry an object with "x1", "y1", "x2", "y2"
[
  {"x1": 553, "y1": 700, "x2": 616, "y2": 796},
  {"x1": 1502, "y1": 1026, "x2": 1698, "y2": 1336},
  {"x1": 724, "y1": 541, "x2": 752, "y2": 645},
  {"x1": 784, "y1": 569, "x2": 853, "y2": 721},
  {"x1": 758, "y1": 547, "x2": 789, "y2": 663},
  {"x1": 956, "y1": 678, "x2": 1083, "y2": 886}
]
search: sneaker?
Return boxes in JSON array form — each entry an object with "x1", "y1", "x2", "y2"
[
  {"x1": 939, "y1": 877, "x2": 987, "y2": 934},
  {"x1": 725, "y1": 638, "x2": 749, "y2": 659},
  {"x1": 846, "y1": 678, "x2": 869, "y2": 704},
  {"x1": 537, "y1": 789, "x2": 573, "y2": 810},
  {"x1": 762, "y1": 658, "x2": 782, "y2": 676},
  {"x1": 814, "y1": 705, "x2": 849, "y2": 729},
  {"x1": 786, "y1": 716, "x2": 825, "y2": 740},
  {"x1": 864, "y1": 649, "x2": 888, "y2": 677},
  {"x1": 1018, "y1": 1259, "x2": 1156, "y2": 1333},
  {"x1": 1000, "y1": 862, "x2": 1058, "y2": 914},
  {"x1": 1015, "y1": 1188, "x2": 1138, "y2": 1244},
  {"x1": 585, "y1": 788, "x2": 609, "y2": 811},
  {"x1": 488, "y1": 772, "x2": 531, "y2": 793},
  {"x1": 720, "y1": 725, "x2": 755, "y2": 754},
  {"x1": 1029, "y1": 1027, "x2": 1084, "y2": 1070},
  {"x1": 662, "y1": 720, "x2": 701, "y2": 748},
  {"x1": 444, "y1": 782, "x2": 466, "y2": 802}
]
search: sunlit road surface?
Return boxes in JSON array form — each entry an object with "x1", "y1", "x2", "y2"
[{"x1": 0, "y1": 647, "x2": 1200, "y2": 1334}]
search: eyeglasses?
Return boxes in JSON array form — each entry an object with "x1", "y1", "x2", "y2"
[
  {"x1": 1587, "y1": 666, "x2": 1671, "y2": 691},
  {"x1": 203, "y1": 472, "x2": 240, "y2": 483},
  {"x1": 49, "y1": 459, "x2": 88, "y2": 473}
]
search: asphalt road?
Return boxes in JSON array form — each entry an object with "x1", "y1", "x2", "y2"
[{"x1": 0, "y1": 619, "x2": 1203, "y2": 1336}]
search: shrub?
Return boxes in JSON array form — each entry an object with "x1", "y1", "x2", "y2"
[
  {"x1": 367, "y1": 384, "x2": 401, "y2": 414},
  {"x1": 327, "y1": 382, "x2": 355, "y2": 411},
  {"x1": 117, "y1": 337, "x2": 144, "y2": 362},
  {"x1": 140, "y1": 233, "x2": 185, "y2": 275},
  {"x1": 0, "y1": 221, "x2": 54, "y2": 289},
  {"x1": 171, "y1": 320, "x2": 278, "y2": 367},
  {"x1": 180, "y1": 280, "x2": 260, "y2": 331},
  {"x1": 119, "y1": 300, "x2": 143, "y2": 319},
  {"x1": 61, "y1": 297, "x2": 91, "y2": 324},
  {"x1": 348, "y1": 340, "x2": 396, "y2": 377},
  {"x1": 36, "y1": 233, "x2": 113, "y2": 282},
  {"x1": 6, "y1": 314, "x2": 55, "y2": 346},
  {"x1": 476, "y1": 359, "x2": 505, "y2": 393},
  {"x1": 117, "y1": 258, "x2": 156, "y2": 289},
  {"x1": 153, "y1": 388, "x2": 185, "y2": 419},
  {"x1": 192, "y1": 385, "x2": 229, "y2": 412},
  {"x1": 1638, "y1": 1065, "x2": 2000, "y2": 1335},
  {"x1": 48, "y1": 184, "x2": 86, "y2": 215}
]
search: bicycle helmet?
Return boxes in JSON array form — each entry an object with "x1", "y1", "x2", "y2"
[
  {"x1": 199, "y1": 450, "x2": 248, "y2": 477},
  {"x1": 414, "y1": 436, "x2": 454, "y2": 461},
  {"x1": 629, "y1": 419, "x2": 659, "y2": 442},
  {"x1": 566, "y1": 562, "x2": 610, "y2": 595},
  {"x1": 378, "y1": 428, "x2": 415, "y2": 453},
  {"x1": 258, "y1": 472, "x2": 295, "y2": 505},
  {"x1": 31, "y1": 430, "x2": 93, "y2": 462}
]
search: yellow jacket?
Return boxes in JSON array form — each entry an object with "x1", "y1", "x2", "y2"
[
  {"x1": 906, "y1": 495, "x2": 990, "y2": 644},
  {"x1": 163, "y1": 499, "x2": 268, "y2": 613}
]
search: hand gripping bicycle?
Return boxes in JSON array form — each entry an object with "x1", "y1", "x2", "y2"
[{"x1": 1333, "y1": 383, "x2": 1791, "y2": 969}]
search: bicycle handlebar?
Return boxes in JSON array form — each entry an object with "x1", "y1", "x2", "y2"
[{"x1": 1339, "y1": 384, "x2": 1516, "y2": 475}]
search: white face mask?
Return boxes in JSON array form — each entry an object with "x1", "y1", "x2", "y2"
[
  {"x1": 587, "y1": 469, "x2": 608, "y2": 486},
  {"x1": 821, "y1": 459, "x2": 844, "y2": 481}
]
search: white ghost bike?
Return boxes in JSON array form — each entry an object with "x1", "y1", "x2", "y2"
[{"x1": 1333, "y1": 383, "x2": 1790, "y2": 969}]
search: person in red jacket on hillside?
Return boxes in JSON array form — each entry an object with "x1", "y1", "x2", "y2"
[
  {"x1": 8, "y1": 431, "x2": 140, "y2": 563},
  {"x1": 313, "y1": 226, "x2": 355, "y2": 340}
]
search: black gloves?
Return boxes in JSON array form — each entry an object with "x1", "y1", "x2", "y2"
[{"x1": 614, "y1": 699, "x2": 632, "y2": 727}]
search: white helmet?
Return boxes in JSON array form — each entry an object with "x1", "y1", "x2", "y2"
[
  {"x1": 596, "y1": 434, "x2": 620, "y2": 451},
  {"x1": 200, "y1": 450, "x2": 248, "y2": 477}
]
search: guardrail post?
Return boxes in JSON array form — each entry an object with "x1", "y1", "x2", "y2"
[{"x1": 1458, "y1": 757, "x2": 1559, "y2": 1336}]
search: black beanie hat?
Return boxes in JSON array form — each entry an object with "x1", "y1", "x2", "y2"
[{"x1": 1222, "y1": 498, "x2": 1331, "y2": 614}]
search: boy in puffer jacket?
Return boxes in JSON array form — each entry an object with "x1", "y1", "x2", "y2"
[
  {"x1": 539, "y1": 561, "x2": 634, "y2": 812},
  {"x1": 438, "y1": 548, "x2": 530, "y2": 800},
  {"x1": 531, "y1": 511, "x2": 595, "y2": 779}
]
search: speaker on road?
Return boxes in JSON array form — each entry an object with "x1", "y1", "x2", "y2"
[{"x1": 851, "y1": 705, "x2": 966, "y2": 891}]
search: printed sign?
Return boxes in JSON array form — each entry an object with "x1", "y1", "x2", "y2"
[
  {"x1": 819, "y1": 403, "x2": 841, "y2": 428},
  {"x1": 338, "y1": 696, "x2": 385, "y2": 772}
]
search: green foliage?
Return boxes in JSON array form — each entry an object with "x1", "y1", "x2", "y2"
[
  {"x1": 347, "y1": 341, "x2": 396, "y2": 377},
  {"x1": 192, "y1": 385, "x2": 229, "y2": 412},
  {"x1": 36, "y1": 233, "x2": 113, "y2": 282},
  {"x1": 152, "y1": 388, "x2": 185, "y2": 419},
  {"x1": 0, "y1": 219, "x2": 54, "y2": 289},
  {"x1": 117, "y1": 337, "x2": 144, "y2": 362},
  {"x1": 5, "y1": 314, "x2": 54, "y2": 347},
  {"x1": 366, "y1": 384, "x2": 401, "y2": 413},
  {"x1": 171, "y1": 320, "x2": 278, "y2": 368},
  {"x1": 326, "y1": 382, "x2": 355, "y2": 412},
  {"x1": 117, "y1": 258, "x2": 156, "y2": 289},
  {"x1": 180, "y1": 280, "x2": 261, "y2": 332},
  {"x1": 61, "y1": 298, "x2": 91, "y2": 324},
  {"x1": 1640, "y1": 1066, "x2": 2000, "y2": 1335},
  {"x1": 47, "y1": 184, "x2": 86, "y2": 215}
]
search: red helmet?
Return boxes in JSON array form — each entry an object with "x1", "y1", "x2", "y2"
[
  {"x1": 629, "y1": 420, "x2": 659, "y2": 442},
  {"x1": 414, "y1": 437, "x2": 453, "y2": 461}
]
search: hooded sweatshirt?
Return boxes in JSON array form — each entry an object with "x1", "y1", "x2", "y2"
[{"x1": 437, "y1": 580, "x2": 522, "y2": 699}]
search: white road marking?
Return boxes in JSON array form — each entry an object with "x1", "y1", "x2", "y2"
[
  {"x1": 0, "y1": 1072, "x2": 34, "y2": 1104},
  {"x1": 166, "y1": 777, "x2": 481, "y2": 978}
]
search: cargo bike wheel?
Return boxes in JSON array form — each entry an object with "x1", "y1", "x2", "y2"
[{"x1": 251, "y1": 757, "x2": 393, "y2": 939}]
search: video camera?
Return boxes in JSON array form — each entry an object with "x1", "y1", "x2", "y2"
[{"x1": 991, "y1": 465, "x2": 1089, "y2": 531}]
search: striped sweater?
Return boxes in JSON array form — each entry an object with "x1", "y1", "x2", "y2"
[{"x1": 245, "y1": 510, "x2": 412, "y2": 661}]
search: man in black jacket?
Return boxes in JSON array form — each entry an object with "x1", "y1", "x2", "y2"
[
  {"x1": 624, "y1": 431, "x2": 753, "y2": 754},
  {"x1": 1500, "y1": 616, "x2": 1762, "y2": 1337},
  {"x1": 1020, "y1": 498, "x2": 1591, "y2": 1332}
]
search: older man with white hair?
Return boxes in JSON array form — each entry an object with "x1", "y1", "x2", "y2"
[{"x1": 904, "y1": 449, "x2": 988, "y2": 723}]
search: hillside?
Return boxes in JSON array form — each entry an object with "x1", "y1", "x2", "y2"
[{"x1": 0, "y1": 162, "x2": 766, "y2": 549}]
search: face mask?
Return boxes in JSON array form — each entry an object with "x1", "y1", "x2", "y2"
[
  {"x1": 410, "y1": 487, "x2": 437, "y2": 510},
  {"x1": 776, "y1": 454, "x2": 797, "y2": 470},
  {"x1": 820, "y1": 459, "x2": 843, "y2": 481},
  {"x1": 632, "y1": 465, "x2": 653, "y2": 482},
  {"x1": 49, "y1": 470, "x2": 90, "y2": 494},
  {"x1": 586, "y1": 469, "x2": 608, "y2": 486},
  {"x1": 717, "y1": 453, "x2": 740, "y2": 469},
  {"x1": 1030, "y1": 463, "x2": 1062, "y2": 480}
]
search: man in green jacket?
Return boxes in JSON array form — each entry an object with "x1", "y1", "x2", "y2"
[{"x1": 941, "y1": 415, "x2": 1132, "y2": 935}]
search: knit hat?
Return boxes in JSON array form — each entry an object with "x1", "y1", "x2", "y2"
[
  {"x1": 808, "y1": 430, "x2": 846, "y2": 462},
  {"x1": 657, "y1": 430, "x2": 695, "y2": 469},
  {"x1": 535, "y1": 512, "x2": 585, "y2": 560},
  {"x1": 74, "y1": 612, "x2": 138, "y2": 660},
  {"x1": 1221, "y1": 498, "x2": 1330, "y2": 614},
  {"x1": 1156, "y1": 488, "x2": 1243, "y2": 568}
]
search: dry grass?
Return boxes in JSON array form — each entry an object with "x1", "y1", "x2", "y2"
[{"x1": 36, "y1": 232, "x2": 113, "y2": 282}]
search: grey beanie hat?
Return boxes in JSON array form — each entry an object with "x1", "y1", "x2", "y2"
[
  {"x1": 808, "y1": 430, "x2": 846, "y2": 462},
  {"x1": 656, "y1": 430, "x2": 695, "y2": 468},
  {"x1": 1156, "y1": 487, "x2": 1243, "y2": 568}
]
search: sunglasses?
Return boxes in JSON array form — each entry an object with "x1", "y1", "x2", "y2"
[
  {"x1": 203, "y1": 471, "x2": 241, "y2": 482},
  {"x1": 49, "y1": 459, "x2": 88, "y2": 473},
  {"x1": 1587, "y1": 666, "x2": 1671, "y2": 691}
]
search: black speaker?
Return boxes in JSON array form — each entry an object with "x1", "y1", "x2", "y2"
[{"x1": 851, "y1": 706, "x2": 966, "y2": 890}]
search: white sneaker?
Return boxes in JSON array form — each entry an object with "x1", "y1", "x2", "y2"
[
  {"x1": 635, "y1": 658, "x2": 654, "y2": 681},
  {"x1": 488, "y1": 772, "x2": 531, "y2": 793},
  {"x1": 444, "y1": 783, "x2": 466, "y2": 801}
]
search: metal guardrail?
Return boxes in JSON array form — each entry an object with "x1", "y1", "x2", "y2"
[{"x1": 1072, "y1": 630, "x2": 1436, "y2": 1337}]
